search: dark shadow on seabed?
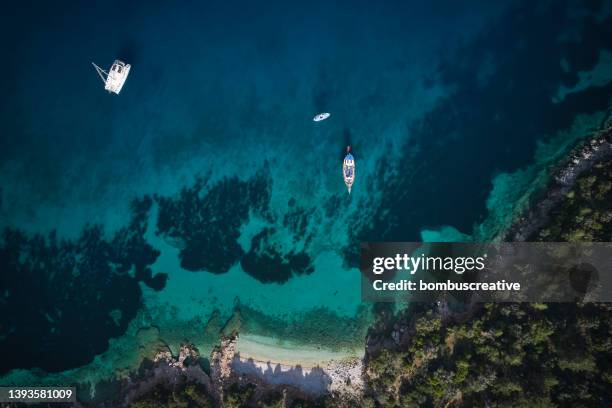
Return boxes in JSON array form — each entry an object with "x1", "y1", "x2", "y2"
[{"x1": 0, "y1": 197, "x2": 166, "y2": 375}]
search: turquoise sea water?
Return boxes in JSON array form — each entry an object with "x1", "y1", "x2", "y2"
[{"x1": 1, "y1": 0, "x2": 611, "y2": 396}]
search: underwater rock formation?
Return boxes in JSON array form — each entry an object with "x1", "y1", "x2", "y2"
[
  {"x1": 0, "y1": 196, "x2": 165, "y2": 375},
  {"x1": 240, "y1": 227, "x2": 314, "y2": 283},
  {"x1": 155, "y1": 168, "x2": 316, "y2": 284}
]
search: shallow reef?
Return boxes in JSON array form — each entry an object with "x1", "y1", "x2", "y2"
[
  {"x1": 0, "y1": 196, "x2": 165, "y2": 375},
  {"x1": 1, "y1": 1, "x2": 612, "y2": 405},
  {"x1": 154, "y1": 167, "x2": 315, "y2": 284}
]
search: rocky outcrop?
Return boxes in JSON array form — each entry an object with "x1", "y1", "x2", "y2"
[
  {"x1": 505, "y1": 126, "x2": 612, "y2": 242},
  {"x1": 553, "y1": 131, "x2": 612, "y2": 186},
  {"x1": 120, "y1": 343, "x2": 214, "y2": 408},
  {"x1": 153, "y1": 343, "x2": 201, "y2": 370},
  {"x1": 210, "y1": 332, "x2": 239, "y2": 384},
  {"x1": 325, "y1": 358, "x2": 364, "y2": 396}
]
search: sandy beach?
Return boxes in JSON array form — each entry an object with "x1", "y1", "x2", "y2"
[{"x1": 232, "y1": 334, "x2": 364, "y2": 395}]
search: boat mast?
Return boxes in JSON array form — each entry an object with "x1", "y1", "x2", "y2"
[{"x1": 91, "y1": 62, "x2": 108, "y2": 84}]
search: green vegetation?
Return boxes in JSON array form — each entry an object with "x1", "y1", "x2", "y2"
[
  {"x1": 365, "y1": 302, "x2": 612, "y2": 407},
  {"x1": 129, "y1": 380, "x2": 216, "y2": 408},
  {"x1": 129, "y1": 158, "x2": 612, "y2": 407},
  {"x1": 222, "y1": 383, "x2": 338, "y2": 408},
  {"x1": 536, "y1": 158, "x2": 612, "y2": 242},
  {"x1": 129, "y1": 377, "x2": 339, "y2": 408},
  {"x1": 223, "y1": 383, "x2": 257, "y2": 407},
  {"x1": 364, "y1": 156, "x2": 612, "y2": 407},
  {"x1": 257, "y1": 390, "x2": 284, "y2": 408}
]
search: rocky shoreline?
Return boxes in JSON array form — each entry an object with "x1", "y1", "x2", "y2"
[
  {"x1": 120, "y1": 344, "x2": 215, "y2": 407},
  {"x1": 109, "y1": 333, "x2": 362, "y2": 407},
  {"x1": 505, "y1": 124, "x2": 612, "y2": 241},
  {"x1": 359, "y1": 119, "x2": 612, "y2": 407},
  {"x1": 89, "y1": 124, "x2": 612, "y2": 408}
]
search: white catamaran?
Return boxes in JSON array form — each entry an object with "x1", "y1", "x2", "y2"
[
  {"x1": 343, "y1": 146, "x2": 355, "y2": 194},
  {"x1": 92, "y1": 60, "x2": 131, "y2": 94}
]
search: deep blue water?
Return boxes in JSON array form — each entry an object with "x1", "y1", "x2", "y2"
[{"x1": 1, "y1": 0, "x2": 611, "y2": 390}]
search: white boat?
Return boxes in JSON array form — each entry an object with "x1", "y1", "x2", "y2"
[
  {"x1": 343, "y1": 146, "x2": 355, "y2": 194},
  {"x1": 313, "y1": 112, "x2": 330, "y2": 122},
  {"x1": 92, "y1": 60, "x2": 131, "y2": 94}
]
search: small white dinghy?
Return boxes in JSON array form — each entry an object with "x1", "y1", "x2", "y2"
[
  {"x1": 313, "y1": 112, "x2": 330, "y2": 122},
  {"x1": 92, "y1": 60, "x2": 131, "y2": 94},
  {"x1": 343, "y1": 146, "x2": 355, "y2": 194}
]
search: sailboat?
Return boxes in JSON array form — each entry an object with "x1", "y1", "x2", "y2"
[
  {"x1": 92, "y1": 60, "x2": 131, "y2": 94},
  {"x1": 343, "y1": 146, "x2": 355, "y2": 194},
  {"x1": 313, "y1": 112, "x2": 330, "y2": 122}
]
